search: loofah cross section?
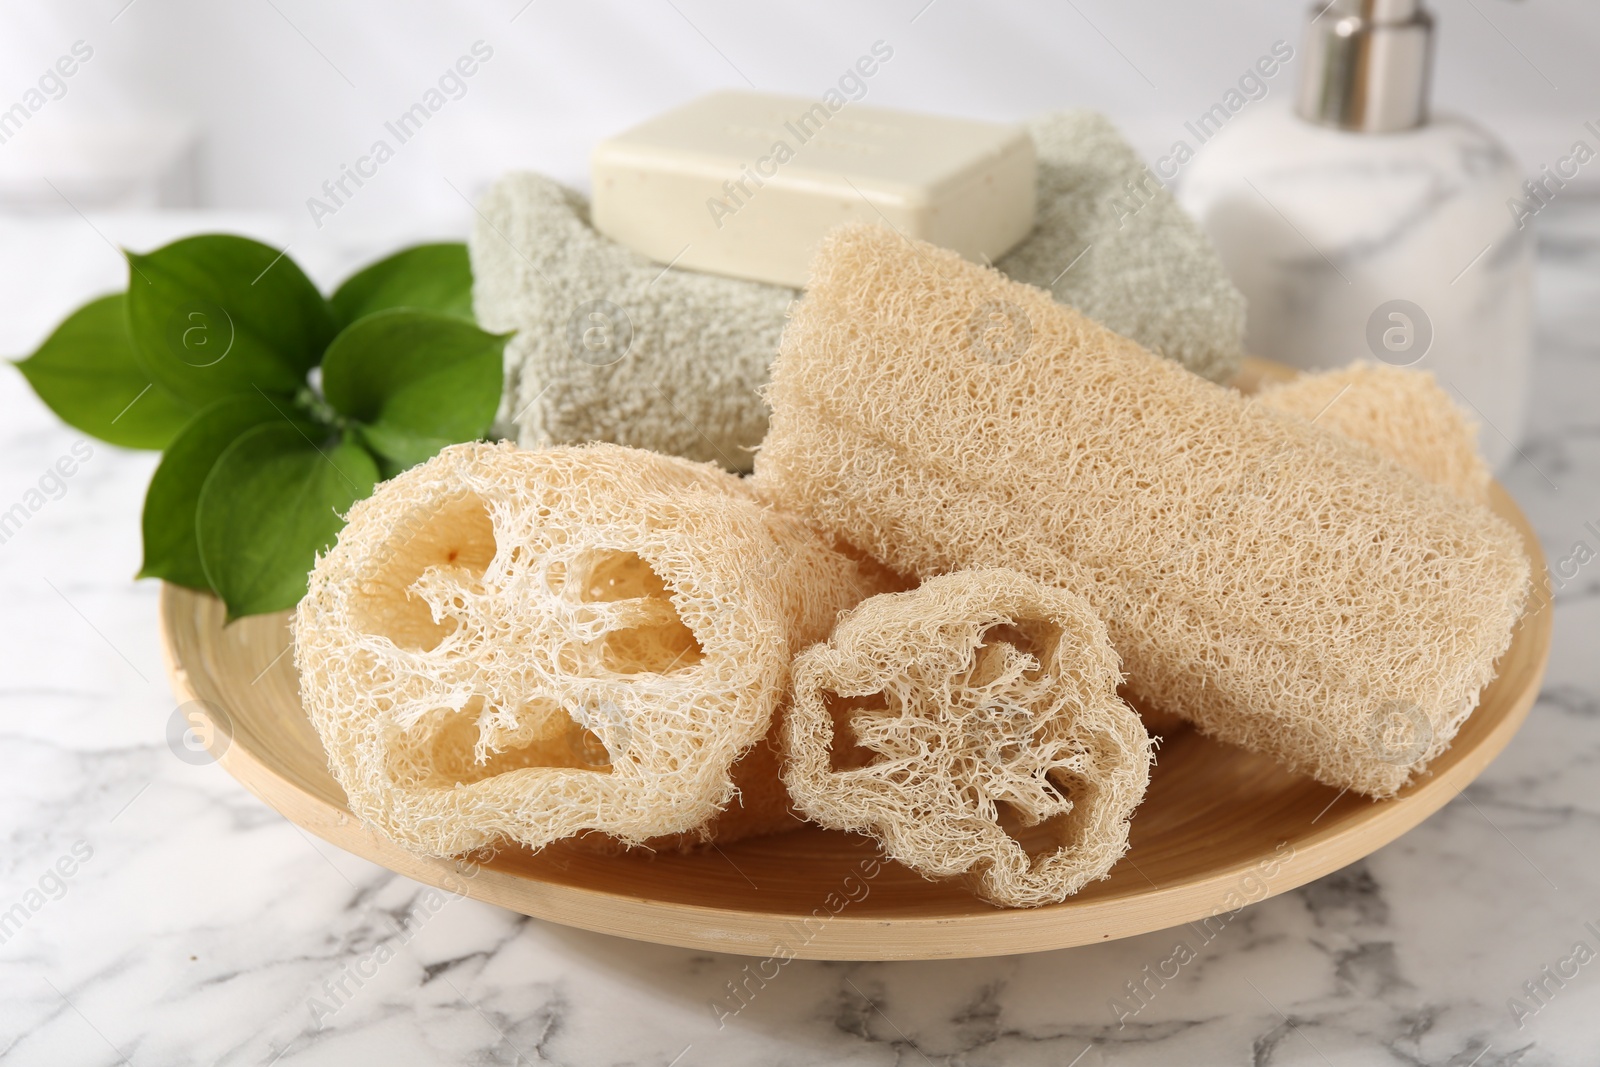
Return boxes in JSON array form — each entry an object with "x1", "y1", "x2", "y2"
[
  {"x1": 785, "y1": 569, "x2": 1152, "y2": 908},
  {"x1": 294, "y1": 441, "x2": 881, "y2": 857},
  {"x1": 754, "y1": 223, "x2": 1531, "y2": 799},
  {"x1": 1255, "y1": 362, "x2": 1491, "y2": 505}
]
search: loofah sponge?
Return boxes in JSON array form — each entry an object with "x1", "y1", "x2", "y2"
[
  {"x1": 753, "y1": 223, "x2": 1530, "y2": 799},
  {"x1": 1255, "y1": 362, "x2": 1491, "y2": 505},
  {"x1": 293, "y1": 441, "x2": 881, "y2": 857},
  {"x1": 785, "y1": 569, "x2": 1152, "y2": 908},
  {"x1": 470, "y1": 172, "x2": 791, "y2": 472},
  {"x1": 995, "y1": 111, "x2": 1244, "y2": 384}
]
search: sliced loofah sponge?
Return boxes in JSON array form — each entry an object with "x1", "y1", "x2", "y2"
[
  {"x1": 996, "y1": 111, "x2": 1244, "y2": 384},
  {"x1": 293, "y1": 441, "x2": 881, "y2": 857},
  {"x1": 1255, "y1": 362, "x2": 1491, "y2": 505},
  {"x1": 754, "y1": 223, "x2": 1530, "y2": 799},
  {"x1": 785, "y1": 569, "x2": 1152, "y2": 908}
]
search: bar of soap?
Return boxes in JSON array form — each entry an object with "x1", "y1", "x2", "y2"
[{"x1": 591, "y1": 90, "x2": 1036, "y2": 288}]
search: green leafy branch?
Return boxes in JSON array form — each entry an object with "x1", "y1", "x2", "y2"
[{"x1": 14, "y1": 237, "x2": 506, "y2": 620}]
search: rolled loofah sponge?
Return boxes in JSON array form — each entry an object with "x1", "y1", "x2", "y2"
[
  {"x1": 754, "y1": 223, "x2": 1530, "y2": 799},
  {"x1": 995, "y1": 111, "x2": 1244, "y2": 384},
  {"x1": 293, "y1": 441, "x2": 881, "y2": 857},
  {"x1": 1255, "y1": 362, "x2": 1491, "y2": 505},
  {"x1": 785, "y1": 569, "x2": 1152, "y2": 908},
  {"x1": 470, "y1": 172, "x2": 792, "y2": 472}
]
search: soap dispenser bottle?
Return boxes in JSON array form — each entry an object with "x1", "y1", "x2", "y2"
[{"x1": 1178, "y1": 0, "x2": 1533, "y2": 470}]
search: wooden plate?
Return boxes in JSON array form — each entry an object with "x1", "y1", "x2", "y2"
[{"x1": 158, "y1": 359, "x2": 1552, "y2": 960}]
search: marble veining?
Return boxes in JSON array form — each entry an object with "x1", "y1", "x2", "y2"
[{"x1": 1, "y1": 199, "x2": 1597, "y2": 1066}]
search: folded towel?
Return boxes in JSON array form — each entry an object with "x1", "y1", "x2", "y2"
[{"x1": 471, "y1": 112, "x2": 1245, "y2": 470}]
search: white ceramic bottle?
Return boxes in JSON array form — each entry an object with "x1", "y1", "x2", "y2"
[{"x1": 1179, "y1": 0, "x2": 1532, "y2": 470}]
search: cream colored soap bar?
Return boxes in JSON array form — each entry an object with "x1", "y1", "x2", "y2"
[{"x1": 591, "y1": 89, "x2": 1036, "y2": 288}]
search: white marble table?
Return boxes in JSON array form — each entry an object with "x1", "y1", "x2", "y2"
[{"x1": 1, "y1": 200, "x2": 1596, "y2": 1067}]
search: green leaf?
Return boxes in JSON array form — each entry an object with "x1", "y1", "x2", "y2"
[
  {"x1": 125, "y1": 234, "x2": 336, "y2": 407},
  {"x1": 14, "y1": 293, "x2": 193, "y2": 449},
  {"x1": 330, "y1": 243, "x2": 474, "y2": 327},
  {"x1": 139, "y1": 394, "x2": 318, "y2": 589},
  {"x1": 321, "y1": 309, "x2": 506, "y2": 470},
  {"x1": 196, "y1": 424, "x2": 379, "y2": 619}
]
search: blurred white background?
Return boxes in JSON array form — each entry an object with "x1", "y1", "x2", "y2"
[{"x1": 0, "y1": 0, "x2": 1594, "y2": 242}]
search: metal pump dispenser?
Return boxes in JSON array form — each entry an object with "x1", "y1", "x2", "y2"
[
  {"x1": 1296, "y1": 0, "x2": 1435, "y2": 133},
  {"x1": 1181, "y1": 0, "x2": 1533, "y2": 470}
]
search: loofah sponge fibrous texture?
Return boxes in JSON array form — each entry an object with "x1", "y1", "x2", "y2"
[
  {"x1": 995, "y1": 111, "x2": 1244, "y2": 384},
  {"x1": 293, "y1": 441, "x2": 881, "y2": 858},
  {"x1": 1256, "y1": 362, "x2": 1491, "y2": 505},
  {"x1": 470, "y1": 172, "x2": 794, "y2": 472},
  {"x1": 785, "y1": 569, "x2": 1152, "y2": 908},
  {"x1": 753, "y1": 223, "x2": 1530, "y2": 799}
]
